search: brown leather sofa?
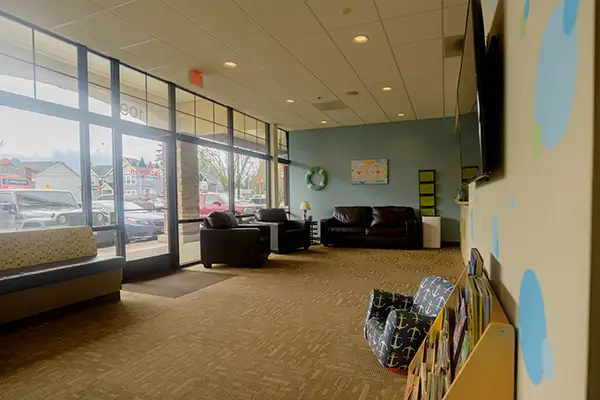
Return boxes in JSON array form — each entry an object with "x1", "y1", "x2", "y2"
[
  {"x1": 201, "y1": 211, "x2": 270, "y2": 268},
  {"x1": 320, "y1": 206, "x2": 421, "y2": 249},
  {"x1": 255, "y1": 208, "x2": 310, "y2": 253}
]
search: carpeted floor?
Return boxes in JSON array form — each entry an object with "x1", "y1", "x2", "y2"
[{"x1": 0, "y1": 247, "x2": 463, "y2": 400}]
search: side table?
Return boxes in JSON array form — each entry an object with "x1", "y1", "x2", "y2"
[{"x1": 422, "y1": 216, "x2": 441, "y2": 249}]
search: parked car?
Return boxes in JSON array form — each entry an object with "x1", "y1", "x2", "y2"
[
  {"x1": 0, "y1": 189, "x2": 114, "y2": 247},
  {"x1": 199, "y1": 192, "x2": 263, "y2": 217},
  {"x1": 93, "y1": 200, "x2": 164, "y2": 242}
]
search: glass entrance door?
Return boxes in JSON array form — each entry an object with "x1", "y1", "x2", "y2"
[{"x1": 121, "y1": 134, "x2": 169, "y2": 262}]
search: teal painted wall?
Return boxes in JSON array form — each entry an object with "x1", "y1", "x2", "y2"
[{"x1": 289, "y1": 116, "x2": 475, "y2": 242}]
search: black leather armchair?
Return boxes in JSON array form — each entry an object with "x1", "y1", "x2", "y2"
[
  {"x1": 255, "y1": 209, "x2": 310, "y2": 253},
  {"x1": 200, "y1": 211, "x2": 270, "y2": 268}
]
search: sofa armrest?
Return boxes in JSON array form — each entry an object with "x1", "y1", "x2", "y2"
[
  {"x1": 239, "y1": 223, "x2": 270, "y2": 238},
  {"x1": 286, "y1": 219, "x2": 307, "y2": 230},
  {"x1": 364, "y1": 289, "x2": 413, "y2": 339},
  {"x1": 380, "y1": 310, "x2": 435, "y2": 367}
]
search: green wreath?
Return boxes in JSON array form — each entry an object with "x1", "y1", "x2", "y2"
[{"x1": 306, "y1": 167, "x2": 328, "y2": 190}]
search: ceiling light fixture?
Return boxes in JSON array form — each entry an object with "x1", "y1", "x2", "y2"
[
  {"x1": 286, "y1": 99, "x2": 295, "y2": 103},
  {"x1": 341, "y1": 7, "x2": 352, "y2": 16},
  {"x1": 346, "y1": 90, "x2": 359, "y2": 96},
  {"x1": 321, "y1": 120, "x2": 328, "y2": 124},
  {"x1": 223, "y1": 61, "x2": 237, "y2": 68},
  {"x1": 397, "y1": 113, "x2": 405, "y2": 117},
  {"x1": 353, "y1": 35, "x2": 369, "y2": 44},
  {"x1": 382, "y1": 86, "x2": 393, "y2": 92}
]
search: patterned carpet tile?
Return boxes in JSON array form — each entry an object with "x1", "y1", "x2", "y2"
[{"x1": 0, "y1": 247, "x2": 463, "y2": 400}]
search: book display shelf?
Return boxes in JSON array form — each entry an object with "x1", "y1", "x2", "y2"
[{"x1": 403, "y1": 250, "x2": 515, "y2": 400}]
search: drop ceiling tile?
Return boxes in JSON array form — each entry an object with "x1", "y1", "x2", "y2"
[
  {"x1": 375, "y1": 0, "x2": 441, "y2": 20},
  {"x1": 70, "y1": 11, "x2": 155, "y2": 48},
  {"x1": 444, "y1": 57, "x2": 460, "y2": 116},
  {"x1": 444, "y1": 5, "x2": 468, "y2": 37},
  {"x1": 0, "y1": 0, "x2": 67, "y2": 29},
  {"x1": 125, "y1": 39, "x2": 201, "y2": 69},
  {"x1": 306, "y1": 0, "x2": 379, "y2": 31},
  {"x1": 235, "y1": 0, "x2": 323, "y2": 38},
  {"x1": 393, "y1": 38, "x2": 441, "y2": 66},
  {"x1": 91, "y1": 0, "x2": 136, "y2": 8},
  {"x1": 367, "y1": 79, "x2": 415, "y2": 121},
  {"x1": 112, "y1": 49, "x2": 163, "y2": 70},
  {"x1": 52, "y1": 24, "x2": 121, "y2": 55},
  {"x1": 324, "y1": 109, "x2": 363, "y2": 126},
  {"x1": 329, "y1": 22, "x2": 400, "y2": 85},
  {"x1": 384, "y1": 10, "x2": 441, "y2": 46},
  {"x1": 21, "y1": 0, "x2": 104, "y2": 24},
  {"x1": 405, "y1": 75, "x2": 444, "y2": 119}
]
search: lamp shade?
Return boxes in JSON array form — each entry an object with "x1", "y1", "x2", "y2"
[{"x1": 299, "y1": 201, "x2": 311, "y2": 211}]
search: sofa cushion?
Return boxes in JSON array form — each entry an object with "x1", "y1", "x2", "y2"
[
  {"x1": 371, "y1": 206, "x2": 415, "y2": 228},
  {"x1": 330, "y1": 226, "x2": 365, "y2": 234},
  {"x1": 0, "y1": 255, "x2": 124, "y2": 295},
  {"x1": 0, "y1": 226, "x2": 97, "y2": 270},
  {"x1": 366, "y1": 227, "x2": 406, "y2": 237},
  {"x1": 256, "y1": 208, "x2": 287, "y2": 223},
  {"x1": 333, "y1": 206, "x2": 372, "y2": 226},
  {"x1": 207, "y1": 211, "x2": 237, "y2": 229}
]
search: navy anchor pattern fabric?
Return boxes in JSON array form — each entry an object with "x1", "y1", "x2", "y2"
[{"x1": 364, "y1": 276, "x2": 454, "y2": 371}]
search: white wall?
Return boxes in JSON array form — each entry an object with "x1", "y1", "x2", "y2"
[{"x1": 34, "y1": 163, "x2": 82, "y2": 201}]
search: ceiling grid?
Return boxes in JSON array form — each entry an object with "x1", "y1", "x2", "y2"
[{"x1": 1, "y1": 0, "x2": 468, "y2": 131}]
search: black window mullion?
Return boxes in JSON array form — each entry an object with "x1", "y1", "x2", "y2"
[
  {"x1": 77, "y1": 45, "x2": 93, "y2": 227},
  {"x1": 227, "y1": 107, "x2": 235, "y2": 212},
  {"x1": 110, "y1": 58, "x2": 126, "y2": 258},
  {"x1": 167, "y1": 82, "x2": 179, "y2": 269}
]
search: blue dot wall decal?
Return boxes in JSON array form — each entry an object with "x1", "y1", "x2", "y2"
[
  {"x1": 491, "y1": 0, "x2": 497, "y2": 13},
  {"x1": 563, "y1": 0, "x2": 579, "y2": 35},
  {"x1": 492, "y1": 216, "x2": 500, "y2": 259},
  {"x1": 470, "y1": 208, "x2": 474, "y2": 240},
  {"x1": 541, "y1": 338, "x2": 554, "y2": 380},
  {"x1": 510, "y1": 196, "x2": 515, "y2": 210},
  {"x1": 535, "y1": 0, "x2": 579, "y2": 150},
  {"x1": 519, "y1": 269, "x2": 552, "y2": 384},
  {"x1": 524, "y1": 0, "x2": 530, "y2": 20}
]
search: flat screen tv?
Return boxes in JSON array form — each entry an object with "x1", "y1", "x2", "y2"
[{"x1": 456, "y1": 0, "x2": 504, "y2": 183}]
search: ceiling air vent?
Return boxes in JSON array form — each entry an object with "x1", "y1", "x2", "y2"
[
  {"x1": 312, "y1": 100, "x2": 348, "y2": 111},
  {"x1": 444, "y1": 35, "x2": 464, "y2": 58}
]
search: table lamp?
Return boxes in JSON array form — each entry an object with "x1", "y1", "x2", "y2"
[{"x1": 299, "y1": 201, "x2": 311, "y2": 220}]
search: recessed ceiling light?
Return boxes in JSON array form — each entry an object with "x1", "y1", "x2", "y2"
[
  {"x1": 346, "y1": 90, "x2": 359, "y2": 96},
  {"x1": 286, "y1": 99, "x2": 295, "y2": 103},
  {"x1": 397, "y1": 113, "x2": 405, "y2": 117},
  {"x1": 341, "y1": 7, "x2": 352, "y2": 16},
  {"x1": 223, "y1": 61, "x2": 237, "y2": 68},
  {"x1": 353, "y1": 35, "x2": 369, "y2": 44},
  {"x1": 321, "y1": 120, "x2": 328, "y2": 124},
  {"x1": 382, "y1": 86, "x2": 393, "y2": 92}
]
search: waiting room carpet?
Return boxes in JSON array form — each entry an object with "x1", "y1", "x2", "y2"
[
  {"x1": 0, "y1": 247, "x2": 463, "y2": 400},
  {"x1": 123, "y1": 270, "x2": 236, "y2": 298}
]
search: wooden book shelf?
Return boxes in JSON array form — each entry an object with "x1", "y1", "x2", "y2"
[{"x1": 403, "y1": 268, "x2": 515, "y2": 400}]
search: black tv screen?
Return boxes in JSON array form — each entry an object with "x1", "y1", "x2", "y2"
[{"x1": 456, "y1": 0, "x2": 503, "y2": 182}]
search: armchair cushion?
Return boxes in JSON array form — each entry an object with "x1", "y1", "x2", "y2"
[
  {"x1": 330, "y1": 226, "x2": 364, "y2": 234},
  {"x1": 256, "y1": 208, "x2": 287, "y2": 223},
  {"x1": 206, "y1": 211, "x2": 238, "y2": 229},
  {"x1": 411, "y1": 276, "x2": 455, "y2": 317},
  {"x1": 365, "y1": 227, "x2": 406, "y2": 237},
  {"x1": 364, "y1": 288, "x2": 413, "y2": 338}
]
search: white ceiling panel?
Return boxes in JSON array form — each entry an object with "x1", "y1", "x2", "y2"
[
  {"x1": 21, "y1": 0, "x2": 104, "y2": 25},
  {"x1": 1, "y1": 0, "x2": 472, "y2": 128},
  {"x1": 384, "y1": 11, "x2": 442, "y2": 46},
  {"x1": 329, "y1": 22, "x2": 399, "y2": 85},
  {"x1": 0, "y1": 0, "x2": 67, "y2": 29},
  {"x1": 444, "y1": 57, "x2": 461, "y2": 116},
  {"x1": 324, "y1": 109, "x2": 363, "y2": 126},
  {"x1": 306, "y1": 0, "x2": 379, "y2": 31},
  {"x1": 375, "y1": 0, "x2": 441, "y2": 20},
  {"x1": 235, "y1": 0, "x2": 323, "y2": 38},
  {"x1": 444, "y1": 5, "x2": 468, "y2": 37},
  {"x1": 406, "y1": 75, "x2": 444, "y2": 119},
  {"x1": 67, "y1": 11, "x2": 155, "y2": 48}
]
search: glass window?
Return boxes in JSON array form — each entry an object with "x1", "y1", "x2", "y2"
[
  {"x1": 204, "y1": 194, "x2": 220, "y2": 205},
  {"x1": 176, "y1": 89, "x2": 230, "y2": 144},
  {"x1": 0, "y1": 16, "x2": 34, "y2": 97},
  {"x1": 90, "y1": 125, "x2": 116, "y2": 226},
  {"x1": 277, "y1": 128, "x2": 289, "y2": 159},
  {"x1": 277, "y1": 163, "x2": 289, "y2": 209},
  {"x1": 234, "y1": 154, "x2": 267, "y2": 215},
  {"x1": 197, "y1": 147, "x2": 230, "y2": 217},
  {"x1": 234, "y1": 114, "x2": 267, "y2": 154},
  {"x1": 88, "y1": 52, "x2": 111, "y2": 116},
  {"x1": 0, "y1": 106, "x2": 82, "y2": 233}
]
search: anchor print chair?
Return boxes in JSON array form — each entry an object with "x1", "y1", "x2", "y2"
[{"x1": 364, "y1": 276, "x2": 454, "y2": 373}]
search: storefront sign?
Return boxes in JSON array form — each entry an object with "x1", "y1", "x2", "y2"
[
  {"x1": 131, "y1": 169, "x2": 161, "y2": 179},
  {"x1": 1, "y1": 177, "x2": 28, "y2": 189}
]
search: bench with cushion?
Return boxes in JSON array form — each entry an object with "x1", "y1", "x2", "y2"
[{"x1": 0, "y1": 226, "x2": 124, "y2": 324}]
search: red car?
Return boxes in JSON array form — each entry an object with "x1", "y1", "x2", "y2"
[{"x1": 199, "y1": 192, "x2": 263, "y2": 217}]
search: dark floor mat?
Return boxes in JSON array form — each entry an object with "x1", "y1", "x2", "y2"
[{"x1": 123, "y1": 270, "x2": 236, "y2": 298}]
